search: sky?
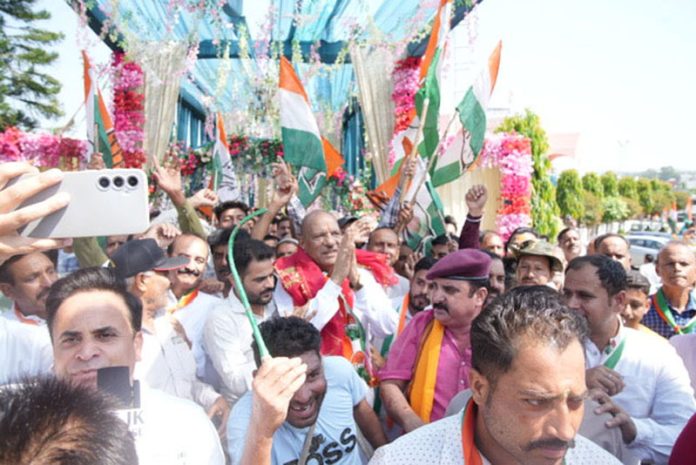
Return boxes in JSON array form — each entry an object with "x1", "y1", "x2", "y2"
[{"x1": 32, "y1": 0, "x2": 696, "y2": 174}]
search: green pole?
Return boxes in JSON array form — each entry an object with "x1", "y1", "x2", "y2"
[{"x1": 227, "y1": 208, "x2": 270, "y2": 359}]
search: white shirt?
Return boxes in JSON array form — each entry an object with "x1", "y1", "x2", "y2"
[
  {"x1": 227, "y1": 356, "x2": 367, "y2": 465},
  {"x1": 585, "y1": 324, "x2": 696, "y2": 464},
  {"x1": 135, "y1": 315, "x2": 220, "y2": 410},
  {"x1": 203, "y1": 293, "x2": 276, "y2": 405},
  {"x1": 669, "y1": 333, "x2": 696, "y2": 396},
  {"x1": 0, "y1": 318, "x2": 53, "y2": 384},
  {"x1": 274, "y1": 268, "x2": 398, "y2": 339},
  {"x1": 2, "y1": 304, "x2": 47, "y2": 326},
  {"x1": 386, "y1": 274, "x2": 410, "y2": 301},
  {"x1": 120, "y1": 385, "x2": 225, "y2": 465},
  {"x1": 165, "y1": 290, "x2": 221, "y2": 380},
  {"x1": 369, "y1": 412, "x2": 620, "y2": 464}
]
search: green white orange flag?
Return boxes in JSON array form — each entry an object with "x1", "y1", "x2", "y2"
[
  {"x1": 279, "y1": 56, "x2": 327, "y2": 207},
  {"x1": 403, "y1": 158, "x2": 446, "y2": 250},
  {"x1": 82, "y1": 50, "x2": 123, "y2": 168},
  {"x1": 431, "y1": 41, "x2": 502, "y2": 187},
  {"x1": 211, "y1": 112, "x2": 241, "y2": 202},
  {"x1": 390, "y1": 0, "x2": 452, "y2": 171}
]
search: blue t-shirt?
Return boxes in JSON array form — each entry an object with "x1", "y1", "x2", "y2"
[{"x1": 227, "y1": 356, "x2": 368, "y2": 465}]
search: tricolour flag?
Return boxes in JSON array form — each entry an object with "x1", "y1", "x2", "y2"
[
  {"x1": 390, "y1": 0, "x2": 452, "y2": 170},
  {"x1": 431, "y1": 41, "x2": 502, "y2": 187},
  {"x1": 82, "y1": 50, "x2": 123, "y2": 168},
  {"x1": 279, "y1": 56, "x2": 327, "y2": 207},
  {"x1": 403, "y1": 158, "x2": 446, "y2": 250},
  {"x1": 212, "y1": 112, "x2": 241, "y2": 202}
]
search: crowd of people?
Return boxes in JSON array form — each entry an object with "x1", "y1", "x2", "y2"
[{"x1": 1, "y1": 159, "x2": 696, "y2": 465}]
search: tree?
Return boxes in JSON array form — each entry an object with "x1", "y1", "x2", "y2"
[
  {"x1": 601, "y1": 171, "x2": 619, "y2": 197},
  {"x1": 658, "y1": 166, "x2": 680, "y2": 182},
  {"x1": 556, "y1": 169, "x2": 584, "y2": 222},
  {"x1": 582, "y1": 191, "x2": 603, "y2": 228},
  {"x1": 675, "y1": 191, "x2": 690, "y2": 210},
  {"x1": 0, "y1": 0, "x2": 63, "y2": 130},
  {"x1": 602, "y1": 196, "x2": 630, "y2": 223},
  {"x1": 582, "y1": 172, "x2": 604, "y2": 198},
  {"x1": 496, "y1": 109, "x2": 560, "y2": 239},
  {"x1": 636, "y1": 178, "x2": 654, "y2": 215},
  {"x1": 618, "y1": 177, "x2": 639, "y2": 201}
]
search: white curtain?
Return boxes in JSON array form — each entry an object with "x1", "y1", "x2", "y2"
[
  {"x1": 129, "y1": 42, "x2": 188, "y2": 169},
  {"x1": 350, "y1": 45, "x2": 395, "y2": 184}
]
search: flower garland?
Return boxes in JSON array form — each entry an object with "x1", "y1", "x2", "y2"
[
  {"x1": 480, "y1": 133, "x2": 533, "y2": 241},
  {"x1": 112, "y1": 52, "x2": 146, "y2": 168},
  {"x1": 389, "y1": 56, "x2": 421, "y2": 168},
  {"x1": 0, "y1": 127, "x2": 88, "y2": 169}
]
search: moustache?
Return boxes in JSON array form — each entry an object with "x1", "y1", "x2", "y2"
[
  {"x1": 524, "y1": 438, "x2": 575, "y2": 452},
  {"x1": 37, "y1": 288, "x2": 51, "y2": 301},
  {"x1": 432, "y1": 302, "x2": 448, "y2": 313},
  {"x1": 177, "y1": 268, "x2": 201, "y2": 277}
]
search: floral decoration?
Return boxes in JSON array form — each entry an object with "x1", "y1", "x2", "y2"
[
  {"x1": 0, "y1": 127, "x2": 88, "y2": 169},
  {"x1": 112, "y1": 52, "x2": 146, "y2": 168},
  {"x1": 389, "y1": 56, "x2": 421, "y2": 168},
  {"x1": 480, "y1": 133, "x2": 533, "y2": 241}
]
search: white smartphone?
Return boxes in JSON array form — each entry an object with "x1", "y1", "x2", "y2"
[{"x1": 11, "y1": 169, "x2": 150, "y2": 239}]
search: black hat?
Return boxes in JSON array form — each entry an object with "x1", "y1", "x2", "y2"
[
  {"x1": 338, "y1": 216, "x2": 358, "y2": 229},
  {"x1": 110, "y1": 239, "x2": 189, "y2": 279}
]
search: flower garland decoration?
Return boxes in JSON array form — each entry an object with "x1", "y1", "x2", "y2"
[
  {"x1": 0, "y1": 127, "x2": 88, "y2": 169},
  {"x1": 112, "y1": 52, "x2": 146, "y2": 168},
  {"x1": 480, "y1": 133, "x2": 533, "y2": 241},
  {"x1": 389, "y1": 56, "x2": 421, "y2": 168}
]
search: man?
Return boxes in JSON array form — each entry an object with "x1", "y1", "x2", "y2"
[
  {"x1": 558, "y1": 227, "x2": 583, "y2": 262},
  {"x1": 0, "y1": 377, "x2": 138, "y2": 465},
  {"x1": 380, "y1": 249, "x2": 490, "y2": 431},
  {"x1": 564, "y1": 255, "x2": 695, "y2": 464},
  {"x1": 479, "y1": 230, "x2": 504, "y2": 257},
  {"x1": 514, "y1": 240, "x2": 565, "y2": 287},
  {"x1": 46, "y1": 267, "x2": 225, "y2": 464},
  {"x1": 205, "y1": 239, "x2": 278, "y2": 406},
  {"x1": 105, "y1": 234, "x2": 129, "y2": 258},
  {"x1": 274, "y1": 211, "x2": 397, "y2": 370},
  {"x1": 371, "y1": 286, "x2": 620, "y2": 464},
  {"x1": 595, "y1": 233, "x2": 632, "y2": 270},
  {"x1": 110, "y1": 239, "x2": 229, "y2": 431},
  {"x1": 621, "y1": 270, "x2": 662, "y2": 338},
  {"x1": 276, "y1": 237, "x2": 299, "y2": 259},
  {"x1": 642, "y1": 241, "x2": 696, "y2": 338},
  {"x1": 0, "y1": 317, "x2": 53, "y2": 383},
  {"x1": 227, "y1": 316, "x2": 387, "y2": 465},
  {"x1": 430, "y1": 235, "x2": 450, "y2": 260},
  {"x1": 214, "y1": 200, "x2": 249, "y2": 229},
  {"x1": 0, "y1": 251, "x2": 58, "y2": 325},
  {"x1": 166, "y1": 233, "x2": 222, "y2": 380},
  {"x1": 480, "y1": 250, "x2": 505, "y2": 304},
  {"x1": 367, "y1": 227, "x2": 409, "y2": 300},
  {"x1": 277, "y1": 215, "x2": 294, "y2": 239}
]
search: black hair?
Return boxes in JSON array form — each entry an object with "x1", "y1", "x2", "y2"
[
  {"x1": 0, "y1": 250, "x2": 58, "y2": 285},
  {"x1": 431, "y1": 234, "x2": 449, "y2": 247},
  {"x1": 557, "y1": 227, "x2": 578, "y2": 243},
  {"x1": 0, "y1": 377, "x2": 138, "y2": 465},
  {"x1": 252, "y1": 316, "x2": 322, "y2": 367},
  {"x1": 233, "y1": 239, "x2": 275, "y2": 277},
  {"x1": 566, "y1": 255, "x2": 627, "y2": 296},
  {"x1": 414, "y1": 256, "x2": 438, "y2": 273},
  {"x1": 593, "y1": 233, "x2": 629, "y2": 250},
  {"x1": 643, "y1": 253, "x2": 655, "y2": 264},
  {"x1": 46, "y1": 267, "x2": 142, "y2": 338},
  {"x1": 471, "y1": 285, "x2": 588, "y2": 386},
  {"x1": 626, "y1": 270, "x2": 650, "y2": 296},
  {"x1": 504, "y1": 227, "x2": 540, "y2": 252},
  {"x1": 263, "y1": 234, "x2": 280, "y2": 242},
  {"x1": 480, "y1": 249, "x2": 503, "y2": 261},
  {"x1": 214, "y1": 200, "x2": 250, "y2": 220},
  {"x1": 444, "y1": 215, "x2": 457, "y2": 228}
]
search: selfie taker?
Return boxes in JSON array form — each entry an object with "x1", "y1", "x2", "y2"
[{"x1": 46, "y1": 267, "x2": 224, "y2": 465}]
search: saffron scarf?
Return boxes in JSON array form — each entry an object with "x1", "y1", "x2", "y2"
[
  {"x1": 167, "y1": 288, "x2": 199, "y2": 314},
  {"x1": 408, "y1": 317, "x2": 445, "y2": 423},
  {"x1": 461, "y1": 400, "x2": 483, "y2": 465}
]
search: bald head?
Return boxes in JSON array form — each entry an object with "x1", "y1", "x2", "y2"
[
  {"x1": 300, "y1": 211, "x2": 341, "y2": 271},
  {"x1": 657, "y1": 241, "x2": 696, "y2": 291}
]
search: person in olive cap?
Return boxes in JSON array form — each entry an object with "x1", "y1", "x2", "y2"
[
  {"x1": 379, "y1": 249, "x2": 491, "y2": 433},
  {"x1": 514, "y1": 239, "x2": 565, "y2": 288}
]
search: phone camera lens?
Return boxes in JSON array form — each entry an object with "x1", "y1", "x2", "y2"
[
  {"x1": 113, "y1": 176, "x2": 124, "y2": 188},
  {"x1": 127, "y1": 175, "x2": 139, "y2": 187},
  {"x1": 98, "y1": 177, "x2": 110, "y2": 189}
]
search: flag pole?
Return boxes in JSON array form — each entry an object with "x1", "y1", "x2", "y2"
[
  {"x1": 397, "y1": 98, "x2": 430, "y2": 204},
  {"x1": 406, "y1": 111, "x2": 458, "y2": 207},
  {"x1": 227, "y1": 208, "x2": 271, "y2": 360}
]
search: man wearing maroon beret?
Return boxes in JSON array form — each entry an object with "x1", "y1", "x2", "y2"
[{"x1": 379, "y1": 249, "x2": 490, "y2": 434}]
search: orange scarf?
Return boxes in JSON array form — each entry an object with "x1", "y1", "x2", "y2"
[
  {"x1": 396, "y1": 294, "x2": 410, "y2": 336},
  {"x1": 408, "y1": 317, "x2": 445, "y2": 423},
  {"x1": 167, "y1": 288, "x2": 199, "y2": 315},
  {"x1": 13, "y1": 305, "x2": 41, "y2": 326},
  {"x1": 461, "y1": 400, "x2": 484, "y2": 465}
]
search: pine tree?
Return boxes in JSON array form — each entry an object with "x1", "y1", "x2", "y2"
[{"x1": 0, "y1": 0, "x2": 63, "y2": 130}]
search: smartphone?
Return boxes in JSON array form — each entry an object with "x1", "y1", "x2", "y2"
[{"x1": 11, "y1": 169, "x2": 149, "y2": 239}]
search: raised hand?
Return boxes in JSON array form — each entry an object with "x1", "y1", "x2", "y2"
[
  {"x1": 331, "y1": 226, "x2": 357, "y2": 286},
  {"x1": 138, "y1": 222, "x2": 181, "y2": 249},
  {"x1": 152, "y1": 156, "x2": 185, "y2": 206},
  {"x1": 189, "y1": 188, "x2": 219, "y2": 209},
  {"x1": 465, "y1": 184, "x2": 487, "y2": 217}
]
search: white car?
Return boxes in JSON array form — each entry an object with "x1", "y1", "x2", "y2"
[{"x1": 626, "y1": 235, "x2": 670, "y2": 265}]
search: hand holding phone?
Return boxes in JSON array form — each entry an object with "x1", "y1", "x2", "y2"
[{"x1": 0, "y1": 162, "x2": 71, "y2": 265}]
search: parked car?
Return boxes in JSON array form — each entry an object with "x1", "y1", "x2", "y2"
[{"x1": 626, "y1": 235, "x2": 671, "y2": 265}]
